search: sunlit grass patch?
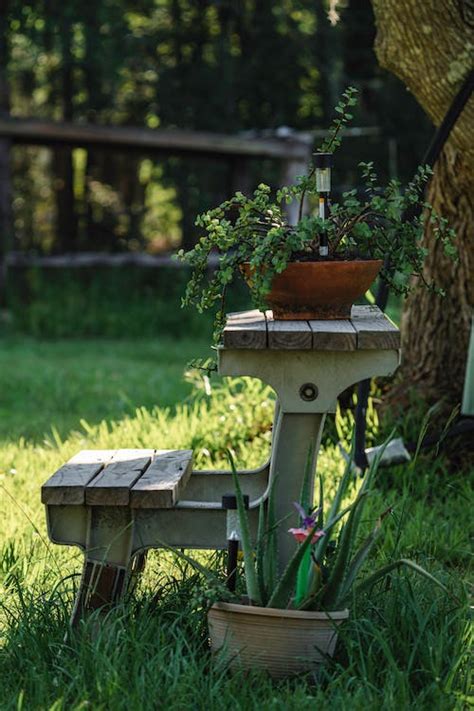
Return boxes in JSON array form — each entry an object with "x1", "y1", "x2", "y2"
[{"x1": 0, "y1": 338, "x2": 471, "y2": 709}]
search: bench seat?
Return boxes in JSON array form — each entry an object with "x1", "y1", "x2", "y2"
[{"x1": 41, "y1": 448, "x2": 193, "y2": 509}]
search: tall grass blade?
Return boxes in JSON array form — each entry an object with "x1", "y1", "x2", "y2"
[{"x1": 348, "y1": 558, "x2": 454, "y2": 604}]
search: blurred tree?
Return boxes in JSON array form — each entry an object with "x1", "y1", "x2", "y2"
[
  {"x1": 3, "y1": 0, "x2": 442, "y2": 258},
  {"x1": 371, "y1": 0, "x2": 474, "y2": 407},
  {"x1": 0, "y1": 0, "x2": 11, "y2": 274}
]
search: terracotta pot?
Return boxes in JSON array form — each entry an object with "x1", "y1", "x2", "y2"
[
  {"x1": 208, "y1": 601, "x2": 349, "y2": 679},
  {"x1": 241, "y1": 259, "x2": 383, "y2": 320}
]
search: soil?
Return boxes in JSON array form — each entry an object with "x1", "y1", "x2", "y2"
[{"x1": 290, "y1": 251, "x2": 372, "y2": 263}]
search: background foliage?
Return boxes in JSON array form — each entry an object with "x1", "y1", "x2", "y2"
[{"x1": 2, "y1": 0, "x2": 431, "y2": 256}]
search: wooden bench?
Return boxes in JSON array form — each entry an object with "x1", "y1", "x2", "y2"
[
  {"x1": 42, "y1": 305, "x2": 401, "y2": 624},
  {"x1": 42, "y1": 449, "x2": 193, "y2": 623}
]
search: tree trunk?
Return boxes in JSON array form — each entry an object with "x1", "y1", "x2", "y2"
[{"x1": 371, "y1": 0, "x2": 474, "y2": 407}]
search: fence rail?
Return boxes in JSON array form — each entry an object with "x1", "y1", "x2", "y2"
[{"x1": 4, "y1": 250, "x2": 217, "y2": 269}]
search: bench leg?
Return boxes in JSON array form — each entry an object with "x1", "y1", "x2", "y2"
[
  {"x1": 71, "y1": 559, "x2": 129, "y2": 626},
  {"x1": 128, "y1": 551, "x2": 148, "y2": 594},
  {"x1": 70, "y1": 506, "x2": 137, "y2": 626}
]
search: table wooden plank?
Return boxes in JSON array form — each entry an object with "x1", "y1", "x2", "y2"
[
  {"x1": 309, "y1": 320, "x2": 357, "y2": 351},
  {"x1": 268, "y1": 319, "x2": 312, "y2": 349},
  {"x1": 85, "y1": 449, "x2": 155, "y2": 506},
  {"x1": 130, "y1": 450, "x2": 193, "y2": 508},
  {"x1": 351, "y1": 305, "x2": 400, "y2": 350},
  {"x1": 41, "y1": 450, "x2": 117, "y2": 505},
  {"x1": 223, "y1": 310, "x2": 268, "y2": 349}
]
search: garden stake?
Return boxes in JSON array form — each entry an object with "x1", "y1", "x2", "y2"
[
  {"x1": 314, "y1": 152, "x2": 333, "y2": 257},
  {"x1": 222, "y1": 493, "x2": 249, "y2": 592}
]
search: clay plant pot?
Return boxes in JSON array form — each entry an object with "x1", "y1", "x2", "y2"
[
  {"x1": 241, "y1": 259, "x2": 383, "y2": 320},
  {"x1": 208, "y1": 601, "x2": 349, "y2": 679}
]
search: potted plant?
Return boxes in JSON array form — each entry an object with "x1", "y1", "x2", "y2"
[
  {"x1": 177, "y1": 87, "x2": 455, "y2": 344},
  {"x1": 176, "y1": 449, "x2": 451, "y2": 680}
]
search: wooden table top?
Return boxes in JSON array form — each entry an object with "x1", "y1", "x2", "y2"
[{"x1": 222, "y1": 305, "x2": 400, "y2": 351}]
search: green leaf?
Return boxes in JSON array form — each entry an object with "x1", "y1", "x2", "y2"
[
  {"x1": 267, "y1": 521, "x2": 323, "y2": 609},
  {"x1": 256, "y1": 501, "x2": 268, "y2": 604},
  {"x1": 334, "y1": 507, "x2": 391, "y2": 606},
  {"x1": 321, "y1": 492, "x2": 371, "y2": 609},
  {"x1": 313, "y1": 451, "x2": 353, "y2": 562},
  {"x1": 228, "y1": 450, "x2": 261, "y2": 605},
  {"x1": 264, "y1": 475, "x2": 278, "y2": 595}
]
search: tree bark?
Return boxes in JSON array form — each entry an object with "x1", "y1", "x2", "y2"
[{"x1": 371, "y1": 0, "x2": 474, "y2": 406}]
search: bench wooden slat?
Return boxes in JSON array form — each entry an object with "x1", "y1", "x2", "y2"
[
  {"x1": 351, "y1": 305, "x2": 400, "y2": 350},
  {"x1": 223, "y1": 307, "x2": 400, "y2": 352},
  {"x1": 309, "y1": 319, "x2": 357, "y2": 350},
  {"x1": 130, "y1": 449, "x2": 193, "y2": 508},
  {"x1": 85, "y1": 449, "x2": 155, "y2": 506},
  {"x1": 223, "y1": 310, "x2": 268, "y2": 349},
  {"x1": 41, "y1": 450, "x2": 117, "y2": 505},
  {"x1": 267, "y1": 319, "x2": 312, "y2": 349}
]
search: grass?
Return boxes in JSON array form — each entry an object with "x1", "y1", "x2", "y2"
[
  {"x1": 0, "y1": 336, "x2": 471, "y2": 710},
  {"x1": 0, "y1": 337, "x2": 211, "y2": 442}
]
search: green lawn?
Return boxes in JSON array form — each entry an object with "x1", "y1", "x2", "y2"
[
  {"x1": 0, "y1": 337, "x2": 211, "y2": 442},
  {"x1": 0, "y1": 337, "x2": 471, "y2": 710}
]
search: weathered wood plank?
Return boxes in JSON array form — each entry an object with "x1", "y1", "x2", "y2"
[
  {"x1": 41, "y1": 450, "x2": 116, "y2": 505},
  {"x1": 309, "y1": 319, "x2": 357, "y2": 351},
  {"x1": 267, "y1": 319, "x2": 312, "y2": 350},
  {"x1": 351, "y1": 305, "x2": 400, "y2": 350},
  {"x1": 85, "y1": 449, "x2": 155, "y2": 506},
  {"x1": 223, "y1": 310, "x2": 268, "y2": 349},
  {"x1": 5, "y1": 251, "x2": 220, "y2": 270},
  {"x1": 0, "y1": 119, "x2": 310, "y2": 160},
  {"x1": 130, "y1": 450, "x2": 193, "y2": 509}
]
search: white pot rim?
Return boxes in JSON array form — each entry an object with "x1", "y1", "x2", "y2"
[{"x1": 210, "y1": 601, "x2": 349, "y2": 620}]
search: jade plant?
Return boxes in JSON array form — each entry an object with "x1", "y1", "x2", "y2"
[{"x1": 178, "y1": 87, "x2": 455, "y2": 346}]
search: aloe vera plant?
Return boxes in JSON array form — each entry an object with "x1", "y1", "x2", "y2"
[{"x1": 229, "y1": 445, "x2": 452, "y2": 611}]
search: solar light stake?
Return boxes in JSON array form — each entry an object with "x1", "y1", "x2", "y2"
[
  {"x1": 222, "y1": 493, "x2": 249, "y2": 592},
  {"x1": 314, "y1": 152, "x2": 333, "y2": 258}
]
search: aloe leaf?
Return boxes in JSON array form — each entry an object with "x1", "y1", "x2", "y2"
[
  {"x1": 228, "y1": 450, "x2": 261, "y2": 605},
  {"x1": 345, "y1": 558, "x2": 455, "y2": 605},
  {"x1": 267, "y1": 521, "x2": 321, "y2": 609},
  {"x1": 343, "y1": 436, "x2": 390, "y2": 560},
  {"x1": 313, "y1": 452, "x2": 353, "y2": 562},
  {"x1": 317, "y1": 475, "x2": 324, "y2": 529},
  {"x1": 299, "y1": 444, "x2": 314, "y2": 512},
  {"x1": 295, "y1": 445, "x2": 315, "y2": 604},
  {"x1": 321, "y1": 492, "x2": 370, "y2": 609},
  {"x1": 256, "y1": 501, "x2": 267, "y2": 604},
  {"x1": 264, "y1": 474, "x2": 278, "y2": 595},
  {"x1": 295, "y1": 547, "x2": 312, "y2": 606},
  {"x1": 297, "y1": 563, "x2": 324, "y2": 610},
  {"x1": 334, "y1": 507, "x2": 391, "y2": 606}
]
